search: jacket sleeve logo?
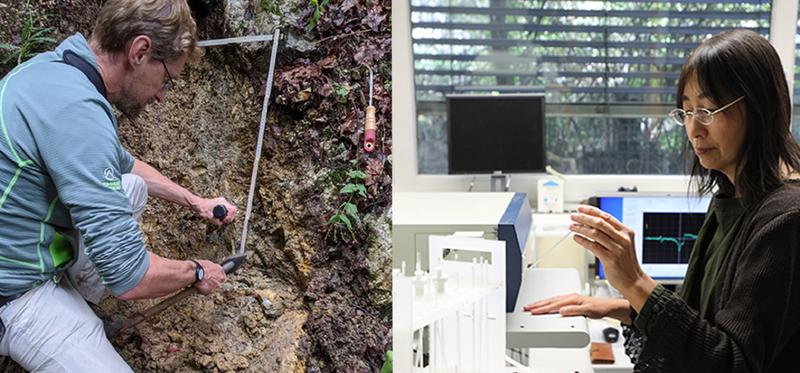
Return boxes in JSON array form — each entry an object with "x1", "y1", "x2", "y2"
[{"x1": 102, "y1": 167, "x2": 122, "y2": 190}]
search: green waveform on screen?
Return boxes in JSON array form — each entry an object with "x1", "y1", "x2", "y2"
[{"x1": 644, "y1": 233, "x2": 698, "y2": 259}]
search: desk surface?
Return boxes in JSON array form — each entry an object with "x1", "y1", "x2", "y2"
[
  {"x1": 588, "y1": 319, "x2": 634, "y2": 372},
  {"x1": 507, "y1": 318, "x2": 634, "y2": 373},
  {"x1": 507, "y1": 267, "x2": 633, "y2": 372}
]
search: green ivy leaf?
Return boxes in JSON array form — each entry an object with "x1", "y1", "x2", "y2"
[
  {"x1": 342, "y1": 202, "x2": 360, "y2": 222},
  {"x1": 347, "y1": 170, "x2": 366, "y2": 180},
  {"x1": 338, "y1": 214, "x2": 353, "y2": 231},
  {"x1": 327, "y1": 214, "x2": 341, "y2": 225},
  {"x1": 380, "y1": 351, "x2": 393, "y2": 373},
  {"x1": 355, "y1": 184, "x2": 367, "y2": 198},
  {"x1": 333, "y1": 83, "x2": 349, "y2": 97},
  {"x1": 307, "y1": 1, "x2": 321, "y2": 31},
  {"x1": 340, "y1": 183, "x2": 359, "y2": 195}
]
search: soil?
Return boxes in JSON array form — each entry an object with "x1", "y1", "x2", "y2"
[{"x1": 0, "y1": 0, "x2": 391, "y2": 371}]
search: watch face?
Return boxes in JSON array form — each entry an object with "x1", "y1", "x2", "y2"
[{"x1": 195, "y1": 261, "x2": 205, "y2": 282}]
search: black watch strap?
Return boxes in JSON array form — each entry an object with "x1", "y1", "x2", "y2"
[{"x1": 190, "y1": 259, "x2": 204, "y2": 284}]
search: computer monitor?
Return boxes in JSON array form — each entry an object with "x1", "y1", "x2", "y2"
[
  {"x1": 447, "y1": 94, "x2": 546, "y2": 174},
  {"x1": 592, "y1": 194, "x2": 711, "y2": 281}
]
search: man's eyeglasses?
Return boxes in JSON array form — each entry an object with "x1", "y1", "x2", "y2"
[
  {"x1": 668, "y1": 96, "x2": 744, "y2": 126},
  {"x1": 160, "y1": 59, "x2": 176, "y2": 91}
]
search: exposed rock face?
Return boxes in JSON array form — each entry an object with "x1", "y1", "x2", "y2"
[{"x1": 0, "y1": 0, "x2": 391, "y2": 371}]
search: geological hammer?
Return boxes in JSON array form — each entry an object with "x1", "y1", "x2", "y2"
[{"x1": 107, "y1": 252, "x2": 249, "y2": 338}]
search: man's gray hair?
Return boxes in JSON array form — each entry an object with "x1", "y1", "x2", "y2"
[{"x1": 92, "y1": 0, "x2": 201, "y2": 61}]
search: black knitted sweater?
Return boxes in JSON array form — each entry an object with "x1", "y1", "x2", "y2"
[{"x1": 623, "y1": 182, "x2": 800, "y2": 372}]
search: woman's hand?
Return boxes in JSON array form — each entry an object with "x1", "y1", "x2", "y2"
[
  {"x1": 569, "y1": 205, "x2": 657, "y2": 312},
  {"x1": 523, "y1": 293, "x2": 633, "y2": 324}
]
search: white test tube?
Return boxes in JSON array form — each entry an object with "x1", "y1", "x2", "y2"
[
  {"x1": 434, "y1": 320, "x2": 440, "y2": 372},
  {"x1": 431, "y1": 322, "x2": 436, "y2": 372},
  {"x1": 472, "y1": 301, "x2": 477, "y2": 370},
  {"x1": 476, "y1": 257, "x2": 481, "y2": 287},
  {"x1": 438, "y1": 320, "x2": 443, "y2": 372},
  {"x1": 482, "y1": 256, "x2": 487, "y2": 285},
  {"x1": 455, "y1": 310, "x2": 461, "y2": 371},
  {"x1": 484, "y1": 257, "x2": 488, "y2": 284},
  {"x1": 478, "y1": 257, "x2": 483, "y2": 285},
  {"x1": 471, "y1": 258, "x2": 476, "y2": 287},
  {"x1": 483, "y1": 296, "x2": 488, "y2": 372},
  {"x1": 485, "y1": 257, "x2": 489, "y2": 285},
  {"x1": 484, "y1": 260, "x2": 488, "y2": 370},
  {"x1": 417, "y1": 328, "x2": 423, "y2": 368},
  {"x1": 478, "y1": 292, "x2": 484, "y2": 372},
  {"x1": 437, "y1": 320, "x2": 443, "y2": 372}
]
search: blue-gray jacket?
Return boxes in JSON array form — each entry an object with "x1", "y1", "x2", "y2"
[{"x1": 0, "y1": 33, "x2": 149, "y2": 297}]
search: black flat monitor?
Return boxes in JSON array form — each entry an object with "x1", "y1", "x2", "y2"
[{"x1": 447, "y1": 94, "x2": 546, "y2": 174}]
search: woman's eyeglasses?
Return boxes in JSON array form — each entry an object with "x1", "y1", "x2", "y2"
[{"x1": 668, "y1": 96, "x2": 744, "y2": 126}]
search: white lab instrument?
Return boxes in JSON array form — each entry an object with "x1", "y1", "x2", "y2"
[
  {"x1": 537, "y1": 166, "x2": 566, "y2": 213},
  {"x1": 393, "y1": 192, "x2": 532, "y2": 312},
  {"x1": 536, "y1": 178, "x2": 563, "y2": 213},
  {"x1": 393, "y1": 193, "x2": 626, "y2": 372},
  {"x1": 393, "y1": 235, "x2": 506, "y2": 372},
  {"x1": 507, "y1": 268, "x2": 590, "y2": 348}
]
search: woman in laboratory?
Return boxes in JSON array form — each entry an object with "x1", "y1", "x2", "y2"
[{"x1": 524, "y1": 29, "x2": 800, "y2": 372}]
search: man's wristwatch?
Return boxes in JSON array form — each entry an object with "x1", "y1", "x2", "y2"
[{"x1": 191, "y1": 259, "x2": 205, "y2": 284}]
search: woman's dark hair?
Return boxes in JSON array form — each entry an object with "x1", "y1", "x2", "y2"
[{"x1": 678, "y1": 29, "x2": 800, "y2": 202}]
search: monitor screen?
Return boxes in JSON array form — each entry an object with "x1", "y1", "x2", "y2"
[
  {"x1": 595, "y1": 195, "x2": 711, "y2": 280},
  {"x1": 447, "y1": 94, "x2": 545, "y2": 174}
]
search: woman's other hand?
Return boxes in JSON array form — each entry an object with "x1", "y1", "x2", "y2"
[{"x1": 523, "y1": 293, "x2": 633, "y2": 324}]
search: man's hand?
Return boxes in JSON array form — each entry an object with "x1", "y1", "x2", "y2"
[
  {"x1": 132, "y1": 160, "x2": 239, "y2": 225},
  {"x1": 119, "y1": 253, "x2": 228, "y2": 300},
  {"x1": 193, "y1": 197, "x2": 237, "y2": 226},
  {"x1": 193, "y1": 259, "x2": 226, "y2": 295}
]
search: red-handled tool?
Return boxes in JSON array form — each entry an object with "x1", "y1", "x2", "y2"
[{"x1": 363, "y1": 66, "x2": 377, "y2": 152}]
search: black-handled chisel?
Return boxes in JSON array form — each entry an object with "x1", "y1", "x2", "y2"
[{"x1": 213, "y1": 204, "x2": 228, "y2": 220}]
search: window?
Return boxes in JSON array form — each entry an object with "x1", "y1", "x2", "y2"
[{"x1": 412, "y1": 0, "x2": 772, "y2": 174}]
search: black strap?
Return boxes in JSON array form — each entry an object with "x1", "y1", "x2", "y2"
[{"x1": 61, "y1": 49, "x2": 107, "y2": 98}]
